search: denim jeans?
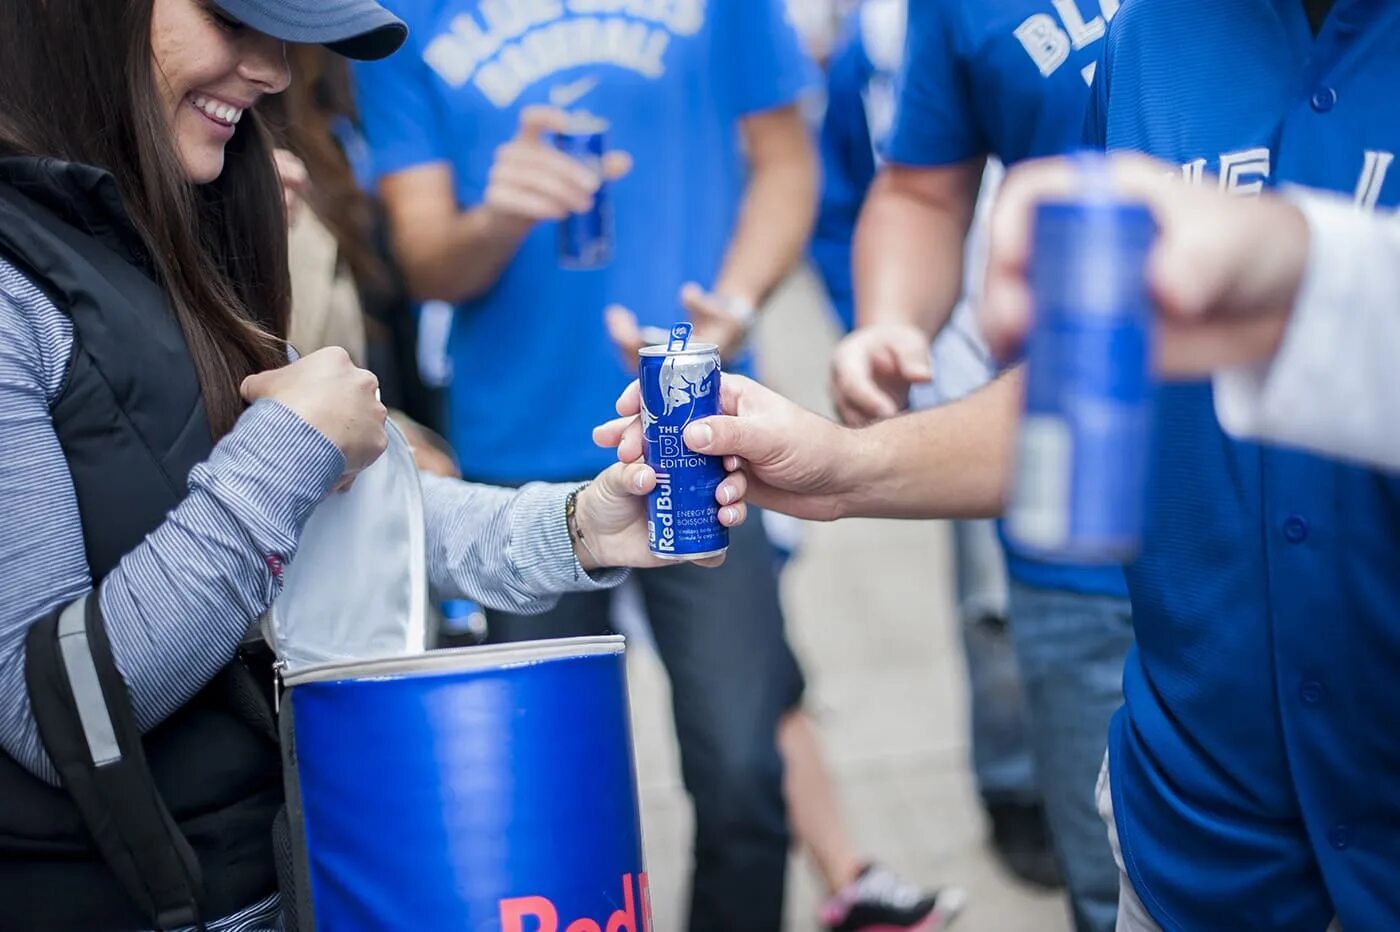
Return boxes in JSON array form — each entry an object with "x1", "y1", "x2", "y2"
[
  {"x1": 1009, "y1": 582, "x2": 1134, "y2": 932},
  {"x1": 954, "y1": 520, "x2": 1040, "y2": 806}
]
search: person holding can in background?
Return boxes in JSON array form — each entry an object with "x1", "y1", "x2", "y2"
[
  {"x1": 349, "y1": 4, "x2": 943, "y2": 931},
  {"x1": 826, "y1": 0, "x2": 1136, "y2": 925}
]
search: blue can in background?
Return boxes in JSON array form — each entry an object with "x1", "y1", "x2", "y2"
[
  {"x1": 1006, "y1": 194, "x2": 1158, "y2": 564},
  {"x1": 640, "y1": 340, "x2": 728, "y2": 561},
  {"x1": 552, "y1": 114, "x2": 611, "y2": 269}
]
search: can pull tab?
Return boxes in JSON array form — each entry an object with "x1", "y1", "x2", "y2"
[{"x1": 667, "y1": 322, "x2": 693, "y2": 352}]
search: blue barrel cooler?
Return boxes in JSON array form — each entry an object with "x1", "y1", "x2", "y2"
[{"x1": 279, "y1": 636, "x2": 651, "y2": 931}]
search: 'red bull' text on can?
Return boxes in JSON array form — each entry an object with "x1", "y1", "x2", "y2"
[
  {"x1": 1006, "y1": 173, "x2": 1158, "y2": 564},
  {"x1": 552, "y1": 112, "x2": 611, "y2": 269},
  {"x1": 640, "y1": 323, "x2": 728, "y2": 561}
]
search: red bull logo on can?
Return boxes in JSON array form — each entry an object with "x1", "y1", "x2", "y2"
[
  {"x1": 651, "y1": 476, "x2": 675, "y2": 554},
  {"x1": 500, "y1": 872, "x2": 653, "y2": 932}
]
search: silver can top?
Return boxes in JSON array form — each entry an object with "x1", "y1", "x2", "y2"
[{"x1": 639, "y1": 342, "x2": 720, "y2": 358}]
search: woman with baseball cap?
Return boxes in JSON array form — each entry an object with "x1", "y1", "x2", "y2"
[{"x1": 0, "y1": 2, "x2": 748, "y2": 929}]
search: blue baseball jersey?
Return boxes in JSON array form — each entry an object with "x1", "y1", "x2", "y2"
[
  {"x1": 888, "y1": 0, "x2": 1128, "y2": 598},
  {"x1": 354, "y1": 1, "x2": 814, "y2": 483},
  {"x1": 887, "y1": 0, "x2": 1114, "y2": 168},
  {"x1": 1090, "y1": 2, "x2": 1400, "y2": 928}
]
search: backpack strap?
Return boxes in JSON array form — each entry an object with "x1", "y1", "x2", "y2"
[{"x1": 25, "y1": 594, "x2": 207, "y2": 931}]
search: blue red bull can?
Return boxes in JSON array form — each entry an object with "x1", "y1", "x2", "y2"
[
  {"x1": 552, "y1": 113, "x2": 611, "y2": 269},
  {"x1": 1006, "y1": 188, "x2": 1158, "y2": 563},
  {"x1": 283, "y1": 636, "x2": 651, "y2": 929},
  {"x1": 640, "y1": 323, "x2": 728, "y2": 561}
]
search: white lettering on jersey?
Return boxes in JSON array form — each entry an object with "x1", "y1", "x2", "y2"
[
  {"x1": 1181, "y1": 148, "x2": 1395, "y2": 214},
  {"x1": 422, "y1": 1, "x2": 711, "y2": 98},
  {"x1": 1354, "y1": 150, "x2": 1395, "y2": 211},
  {"x1": 1218, "y1": 147, "x2": 1271, "y2": 195},
  {"x1": 1015, "y1": 1, "x2": 1117, "y2": 78},
  {"x1": 566, "y1": 0, "x2": 705, "y2": 36},
  {"x1": 1051, "y1": 0, "x2": 1105, "y2": 50},
  {"x1": 424, "y1": 1, "x2": 704, "y2": 102},
  {"x1": 1080, "y1": 61, "x2": 1096, "y2": 86},
  {"x1": 1015, "y1": 14, "x2": 1070, "y2": 77},
  {"x1": 1180, "y1": 158, "x2": 1209, "y2": 185}
]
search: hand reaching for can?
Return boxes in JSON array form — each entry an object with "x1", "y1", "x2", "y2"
[
  {"x1": 828, "y1": 322, "x2": 934, "y2": 426},
  {"x1": 594, "y1": 374, "x2": 862, "y2": 524},
  {"x1": 483, "y1": 106, "x2": 632, "y2": 227}
]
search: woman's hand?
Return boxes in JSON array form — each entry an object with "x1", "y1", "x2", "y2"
[
  {"x1": 570, "y1": 460, "x2": 749, "y2": 572},
  {"x1": 240, "y1": 347, "x2": 388, "y2": 481}
]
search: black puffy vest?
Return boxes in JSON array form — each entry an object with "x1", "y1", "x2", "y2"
[{"x1": 0, "y1": 157, "x2": 283, "y2": 931}]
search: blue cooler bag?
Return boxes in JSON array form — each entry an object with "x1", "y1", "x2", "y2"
[{"x1": 267, "y1": 425, "x2": 651, "y2": 931}]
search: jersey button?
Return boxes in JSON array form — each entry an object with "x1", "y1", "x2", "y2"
[
  {"x1": 1284, "y1": 515, "x2": 1310, "y2": 544},
  {"x1": 1329, "y1": 825, "x2": 1351, "y2": 850},
  {"x1": 1311, "y1": 87, "x2": 1338, "y2": 112},
  {"x1": 1299, "y1": 680, "x2": 1325, "y2": 706}
]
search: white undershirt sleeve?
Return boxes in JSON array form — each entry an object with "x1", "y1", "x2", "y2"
[{"x1": 1213, "y1": 188, "x2": 1400, "y2": 472}]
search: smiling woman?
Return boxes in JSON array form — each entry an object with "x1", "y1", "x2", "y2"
[
  {"x1": 0, "y1": 1, "x2": 749, "y2": 926},
  {"x1": 0, "y1": 0, "x2": 300, "y2": 436},
  {"x1": 150, "y1": 0, "x2": 291, "y2": 184}
]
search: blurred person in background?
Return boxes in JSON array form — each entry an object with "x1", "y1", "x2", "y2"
[
  {"x1": 264, "y1": 45, "x2": 457, "y2": 479},
  {"x1": 1070, "y1": 3, "x2": 1400, "y2": 926},
  {"x1": 811, "y1": 0, "x2": 1050, "y2": 898},
  {"x1": 825, "y1": 3, "x2": 1136, "y2": 926},
  {"x1": 353, "y1": 3, "x2": 955, "y2": 930}
]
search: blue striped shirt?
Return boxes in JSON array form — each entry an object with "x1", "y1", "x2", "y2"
[{"x1": 0, "y1": 255, "x2": 622, "y2": 931}]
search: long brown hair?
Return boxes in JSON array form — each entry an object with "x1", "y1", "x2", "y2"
[
  {"x1": 0, "y1": 0, "x2": 291, "y2": 437},
  {"x1": 265, "y1": 45, "x2": 392, "y2": 298}
]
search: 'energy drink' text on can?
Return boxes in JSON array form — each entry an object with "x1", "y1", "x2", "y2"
[
  {"x1": 640, "y1": 328, "x2": 728, "y2": 561},
  {"x1": 552, "y1": 113, "x2": 611, "y2": 269},
  {"x1": 1006, "y1": 187, "x2": 1158, "y2": 564}
]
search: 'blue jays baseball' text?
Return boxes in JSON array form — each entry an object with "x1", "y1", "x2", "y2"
[{"x1": 422, "y1": 0, "x2": 706, "y2": 105}]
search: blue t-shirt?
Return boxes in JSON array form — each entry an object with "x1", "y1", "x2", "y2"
[
  {"x1": 354, "y1": 0, "x2": 814, "y2": 483},
  {"x1": 1090, "y1": 2, "x2": 1400, "y2": 928},
  {"x1": 887, "y1": 0, "x2": 1128, "y2": 598}
]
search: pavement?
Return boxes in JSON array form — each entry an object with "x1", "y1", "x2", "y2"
[{"x1": 623, "y1": 269, "x2": 1071, "y2": 931}]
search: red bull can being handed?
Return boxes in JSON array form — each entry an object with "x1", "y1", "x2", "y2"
[
  {"x1": 552, "y1": 112, "x2": 611, "y2": 269},
  {"x1": 640, "y1": 323, "x2": 728, "y2": 561},
  {"x1": 1006, "y1": 164, "x2": 1158, "y2": 564}
]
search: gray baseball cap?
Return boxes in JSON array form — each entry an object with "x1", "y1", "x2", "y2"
[{"x1": 213, "y1": 0, "x2": 408, "y2": 61}]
